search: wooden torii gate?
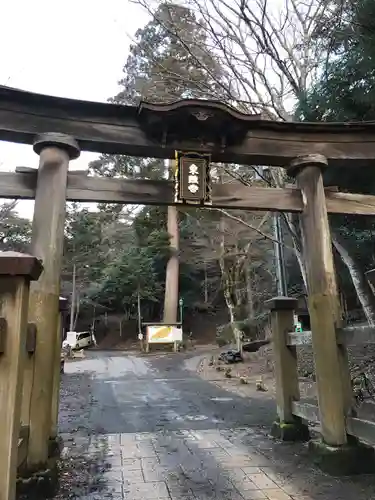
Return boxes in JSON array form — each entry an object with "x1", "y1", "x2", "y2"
[{"x1": 1, "y1": 84, "x2": 375, "y2": 496}]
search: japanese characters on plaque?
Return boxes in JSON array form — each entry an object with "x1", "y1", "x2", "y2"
[{"x1": 174, "y1": 151, "x2": 212, "y2": 205}]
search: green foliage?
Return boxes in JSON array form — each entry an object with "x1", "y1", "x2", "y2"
[
  {"x1": 296, "y1": 0, "x2": 375, "y2": 306},
  {"x1": 62, "y1": 203, "x2": 116, "y2": 299},
  {"x1": 91, "y1": 220, "x2": 171, "y2": 315},
  {"x1": 112, "y1": 2, "x2": 227, "y2": 105},
  {"x1": 297, "y1": 0, "x2": 375, "y2": 195},
  {"x1": 0, "y1": 202, "x2": 31, "y2": 252},
  {"x1": 62, "y1": 203, "x2": 173, "y2": 319},
  {"x1": 133, "y1": 206, "x2": 168, "y2": 243},
  {"x1": 301, "y1": 0, "x2": 375, "y2": 122},
  {"x1": 96, "y1": 246, "x2": 161, "y2": 310}
]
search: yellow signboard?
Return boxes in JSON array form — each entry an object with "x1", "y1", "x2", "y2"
[{"x1": 147, "y1": 325, "x2": 183, "y2": 344}]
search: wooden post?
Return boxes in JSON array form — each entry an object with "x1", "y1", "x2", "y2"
[
  {"x1": 163, "y1": 159, "x2": 179, "y2": 324},
  {"x1": 0, "y1": 252, "x2": 42, "y2": 500},
  {"x1": 266, "y1": 297, "x2": 299, "y2": 422},
  {"x1": 291, "y1": 154, "x2": 347, "y2": 446},
  {"x1": 265, "y1": 296, "x2": 309, "y2": 441},
  {"x1": 50, "y1": 297, "x2": 68, "y2": 441},
  {"x1": 27, "y1": 133, "x2": 80, "y2": 468}
]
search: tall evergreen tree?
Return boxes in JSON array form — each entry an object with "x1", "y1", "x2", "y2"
[
  {"x1": 0, "y1": 202, "x2": 31, "y2": 252},
  {"x1": 90, "y1": 1, "x2": 228, "y2": 179},
  {"x1": 90, "y1": 2, "x2": 228, "y2": 324},
  {"x1": 113, "y1": 2, "x2": 227, "y2": 105}
]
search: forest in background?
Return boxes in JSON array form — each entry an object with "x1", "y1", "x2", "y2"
[{"x1": 1, "y1": 0, "x2": 375, "y2": 342}]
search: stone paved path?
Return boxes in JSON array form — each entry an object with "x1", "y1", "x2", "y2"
[{"x1": 56, "y1": 351, "x2": 375, "y2": 500}]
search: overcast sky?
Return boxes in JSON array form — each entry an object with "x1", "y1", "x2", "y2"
[{"x1": 0, "y1": 0, "x2": 149, "y2": 218}]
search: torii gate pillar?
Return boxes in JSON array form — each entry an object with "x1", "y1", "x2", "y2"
[{"x1": 26, "y1": 134, "x2": 80, "y2": 469}]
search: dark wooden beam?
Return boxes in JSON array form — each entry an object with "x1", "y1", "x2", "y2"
[
  {"x1": 292, "y1": 401, "x2": 375, "y2": 447},
  {"x1": 292, "y1": 401, "x2": 320, "y2": 423},
  {"x1": 287, "y1": 325, "x2": 375, "y2": 347},
  {"x1": 2, "y1": 171, "x2": 375, "y2": 215},
  {"x1": 2, "y1": 86, "x2": 375, "y2": 166}
]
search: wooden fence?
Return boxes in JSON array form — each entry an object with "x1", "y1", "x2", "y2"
[{"x1": 268, "y1": 296, "x2": 375, "y2": 448}]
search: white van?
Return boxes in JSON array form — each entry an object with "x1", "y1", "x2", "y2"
[{"x1": 63, "y1": 331, "x2": 93, "y2": 350}]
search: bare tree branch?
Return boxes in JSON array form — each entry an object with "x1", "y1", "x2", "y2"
[
  {"x1": 211, "y1": 207, "x2": 293, "y2": 248},
  {"x1": 0, "y1": 200, "x2": 18, "y2": 221},
  {"x1": 128, "y1": 0, "x2": 334, "y2": 295}
]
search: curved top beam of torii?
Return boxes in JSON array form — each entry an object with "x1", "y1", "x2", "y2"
[{"x1": 1, "y1": 85, "x2": 375, "y2": 167}]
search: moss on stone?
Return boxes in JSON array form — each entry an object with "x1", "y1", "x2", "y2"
[
  {"x1": 309, "y1": 438, "x2": 375, "y2": 476},
  {"x1": 271, "y1": 419, "x2": 310, "y2": 442},
  {"x1": 16, "y1": 437, "x2": 63, "y2": 498},
  {"x1": 17, "y1": 460, "x2": 59, "y2": 499}
]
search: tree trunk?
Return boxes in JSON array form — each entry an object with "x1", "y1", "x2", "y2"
[
  {"x1": 219, "y1": 216, "x2": 241, "y2": 350},
  {"x1": 234, "y1": 244, "x2": 242, "y2": 308},
  {"x1": 273, "y1": 213, "x2": 288, "y2": 295},
  {"x1": 204, "y1": 261, "x2": 208, "y2": 304},
  {"x1": 293, "y1": 241, "x2": 308, "y2": 293},
  {"x1": 332, "y1": 233, "x2": 375, "y2": 326},
  {"x1": 284, "y1": 214, "x2": 308, "y2": 291},
  {"x1": 269, "y1": 169, "x2": 307, "y2": 292},
  {"x1": 73, "y1": 292, "x2": 80, "y2": 330},
  {"x1": 137, "y1": 289, "x2": 144, "y2": 351},
  {"x1": 69, "y1": 263, "x2": 76, "y2": 332},
  {"x1": 137, "y1": 288, "x2": 142, "y2": 335},
  {"x1": 244, "y1": 258, "x2": 254, "y2": 319},
  {"x1": 224, "y1": 283, "x2": 241, "y2": 342},
  {"x1": 163, "y1": 203, "x2": 179, "y2": 324}
]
